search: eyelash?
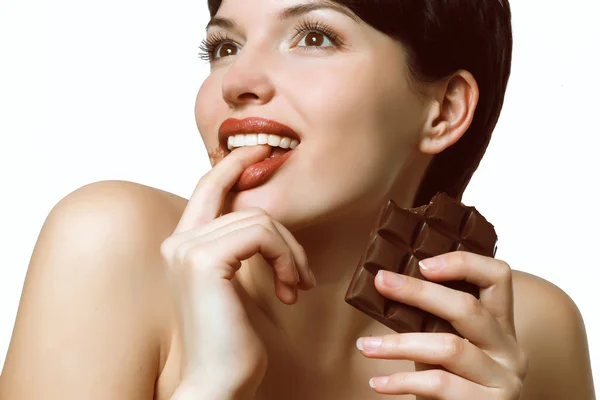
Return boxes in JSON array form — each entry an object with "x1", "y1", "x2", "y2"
[{"x1": 197, "y1": 18, "x2": 343, "y2": 62}]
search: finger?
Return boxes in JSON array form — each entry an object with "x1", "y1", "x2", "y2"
[
  {"x1": 171, "y1": 209, "x2": 314, "y2": 290},
  {"x1": 195, "y1": 215, "x2": 306, "y2": 287},
  {"x1": 374, "y1": 270, "x2": 507, "y2": 350},
  {"x1": 357, "y1": 333, "x2": 510, "y2": 388},
  {"x1": 418, "y1": 251, "x2": 516, "y2": 337},
  {"x1": 269, "y1": 218, "x2": 314, "y2": 290},
  {"x1": 175, "y1": 145, "x2": 272, "y2": 234},
  {"x1": 368, "y1": 369, "x2": 501, "y2": 399},
  {"x1": 189, "y1": 224, "x2": 299, "y2": 304},
  {"x1": 174, "y1": 208, "x2": 267, "y2": 241},
  {"x1": 273, "y1": 273, "x2": 297, "y2": 306},
  {"x1": 172, "y1": 213, "x2": 308, "y2": 288}
]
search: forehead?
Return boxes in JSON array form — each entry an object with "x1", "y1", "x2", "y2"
[
  {"x1": 217, "y1": 0, "x2": 341, "y2": 11},
  {"x1": 208, "y1": 0, "x2": 358, "y2": 32},
  {"x1": 214, "y1": 0, "x2": 353, "y2": 19}
]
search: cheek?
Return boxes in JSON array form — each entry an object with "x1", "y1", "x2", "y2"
[
  {"x1": 286, "y1": 57, "x2": 422, "y2": 202},
  {"x1": 195, "y1": 75, "x2": 223, "y2": 149},
  {"x1": 292, "y1": 56, "x2": 420, "y2": 162},
  {"x1": 290, "y1": 54, "x2": 419, "y2": 141}
]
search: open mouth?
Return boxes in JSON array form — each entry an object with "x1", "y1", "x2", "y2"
[{"x1": 226, "y1": 134, "x2": 300, "y2": 192}]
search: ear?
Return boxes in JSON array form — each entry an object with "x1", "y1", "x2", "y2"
[{"x1": 418, "y1": 70, "x2": 479, "y2": 155}]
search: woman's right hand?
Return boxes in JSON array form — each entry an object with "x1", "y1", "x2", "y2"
[{"x1": 160, "y1": 145, "x2": 316, "y2": 397}]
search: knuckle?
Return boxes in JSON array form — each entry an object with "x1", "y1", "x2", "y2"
[
  {"x1": 248, "y1": 224, "x2": 272, "y2": 240},
  {"x1": 428, "y1": 369, "x2": 449, "y2": 392},
  {"x1": 160, "y1": 237, "x2": 173, "y2": 259},
  {"x1": 184, "y1": 247, "x2": 216, "y2": 275},
  {"x1": 448, "y1": 294, "x2": 481, "y2": 324},
  {"x1": 441, "y1": 334, "x2": 465, "y2": 361},
  {"x1": 253, "y1": 222, "x2": 271, "y2": 235},
  {"x1": 495, "y1": 259, "x2": 513, "y2": 282},
  {"x1": 257, "y1": 214, "x2": 277, "y2": 231},
  {"x1": 458, "y1": 293, "x2": 481, "y2": 317},
  {"x1": 231, "y1": 157, "x2": 247, "y2": 173},
  {"x1": 404, "y1": 274, "x2": 423, "y2": 294},
  {"x1": 453, "y1": 251, "x2": 469, "y2": 265},
  {"x1": 199, "y1": 174, "x2": 225, "y2": 196},
  {"x1": 387, "y1": 372, "x2": 406, "y2": 387},
  {"x1": 174, "y1": 243, "x2": 189, "y2": 265},
  {"x1": 247, "y1": 207, "x2": 268, "y2": 217},
  {"x1": 182, "y1": 245, "x2": 205, "y2": 266},
  {"x1": 163, "y1": 241, "x2": 211, "y2": 278},
  {"x1": 380, "y1": 335, "x2": 395, "y2": 351}
]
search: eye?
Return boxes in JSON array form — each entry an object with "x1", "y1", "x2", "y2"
[
  {"x1": 198, "y1": 32, "x2": 240, "y2": 62},
  {"x1": 294, "y1": 19, "x2": 341, "y2": 50},
  {"x1": 198, "y1": 19, "x2": 343, "y2": 63},
  {"x1": 297, "y1": 31, "x2": 335, "y2": 48},
  {"x1": 214, "y1": 42, "x2": 240, "y2": 59}
]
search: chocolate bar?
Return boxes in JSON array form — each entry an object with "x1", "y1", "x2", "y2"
[{"x1": 345, "y1": 193, "x2": 498, "y2": 335}]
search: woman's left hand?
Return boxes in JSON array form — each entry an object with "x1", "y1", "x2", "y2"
[{"x1": 357, "y1": 251, "x2": 529, "y2": 399}]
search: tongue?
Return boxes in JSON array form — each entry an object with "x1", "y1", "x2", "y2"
[{"x1": 270, "y1": 147, "x2": 290, "y2": 158}]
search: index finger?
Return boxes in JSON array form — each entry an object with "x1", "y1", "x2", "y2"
[{"x1": 175, "y1": 145, "x2": 271, "y2": 234}]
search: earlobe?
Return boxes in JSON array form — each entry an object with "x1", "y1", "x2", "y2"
[{"x1": 418, "y1": 70, "x2": 479, "y2": 155}]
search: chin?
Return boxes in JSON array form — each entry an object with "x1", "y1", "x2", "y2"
[
  {"x1": 225, "y1": 184, "x2": 305, "y2": 230},
  {"x1": 226, "y1": 179, "x2": 375, "y2": 233},
  {"x1": 226, "y1": 183, "x2": 333, "y2": 233}
]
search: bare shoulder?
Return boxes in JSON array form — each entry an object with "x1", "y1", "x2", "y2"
[
  {"x1": 0, "y1": 180, "x2": 187, "y2": 399},
  {"x1": 512, "y1": 270, "x2": 596, "y2": 399},
  {"x1": 54, "y1": 179, "x2": 188, "y2": 222}
]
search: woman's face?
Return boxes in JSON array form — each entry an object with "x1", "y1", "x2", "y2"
[{"x1": 195, "y1": 0, "x2": 430, "y2": 229}]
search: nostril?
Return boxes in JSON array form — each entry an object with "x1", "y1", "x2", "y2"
[{"x1": 238, "y1": 92, "x2": 260, "y2": 101}]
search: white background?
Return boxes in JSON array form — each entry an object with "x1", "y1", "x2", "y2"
[{"x1": 1, "y1": 0, "x2": 598, "y2": 394}]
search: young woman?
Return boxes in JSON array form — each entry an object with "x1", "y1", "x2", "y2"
[{"x1": 0, "y1": 0, "x2": 595, "y2": 399}]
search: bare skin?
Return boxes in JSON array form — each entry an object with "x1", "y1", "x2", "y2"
[
  {"x1": 0, "y1": 0, "x2": 596, "y2": 398},
  {"x1": 0, "y1": 181, "x2": 594, "y2": 399}
]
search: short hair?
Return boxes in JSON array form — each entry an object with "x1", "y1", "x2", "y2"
[{"x1": 207, "y1": 0, "x2": 513, "y2": 207}]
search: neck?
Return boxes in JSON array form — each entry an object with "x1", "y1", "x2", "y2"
[
  {"x1": 238, "y1": 198, "x2": 418, "y2": 373},
  {"x1": 236, "y1": 152, "x2": 431, "y2": 373}
]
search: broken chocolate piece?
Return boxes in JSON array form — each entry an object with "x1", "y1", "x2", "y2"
[{"x1": 345, "y1": 192, "x2": 498, "y2": 335}]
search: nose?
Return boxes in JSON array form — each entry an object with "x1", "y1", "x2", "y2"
[{"x1": 221, "y1": 47, "x2": 276, "y2": 108}]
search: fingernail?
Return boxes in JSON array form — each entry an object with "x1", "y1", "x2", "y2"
[
  {"x1": 419, "y1": 257, "x2": 444, "y2": 271},
  {"x1": 309, "y1": 269, "x2": 317, "y2": 287},
  {"x1": 369, "y1": 376, "x2": 389, "y2": 388},
  {"x1": 378, "y1": 270, "x2": 404, "y2": 287},
  {"x1": 358, "y1": 337, "x2": 382, "y2": 352}
]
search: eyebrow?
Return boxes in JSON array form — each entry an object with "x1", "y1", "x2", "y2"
[{"x1": 205, "y1": 0, "x2": 359, "y2": 32}]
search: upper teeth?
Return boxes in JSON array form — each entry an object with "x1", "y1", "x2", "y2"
[{"x1": 227, "y1": 133, "x2": 299, "y2": 151}]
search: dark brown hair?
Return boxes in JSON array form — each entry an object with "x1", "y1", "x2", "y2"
[{"x1": 207, "y1": 0, "x2": 513, "y2": 207}]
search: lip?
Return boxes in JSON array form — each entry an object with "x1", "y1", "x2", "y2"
[
  {"x1": 218, "y1": 117, "x2": 301, "y2": 154},
  {"x1": 231, "y1": 147, "x2": 297, "y2": 192}
]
